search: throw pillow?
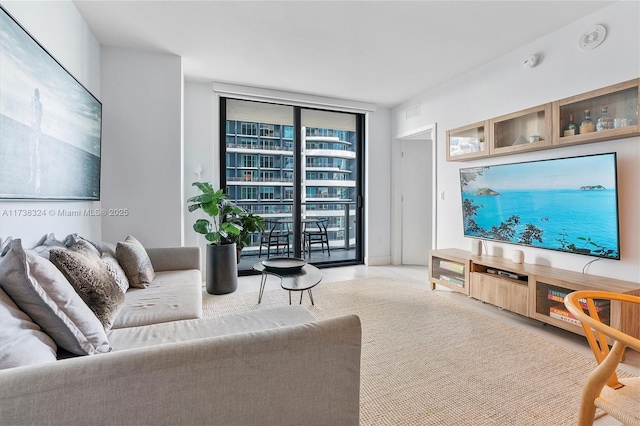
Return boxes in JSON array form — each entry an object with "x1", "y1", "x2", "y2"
[
  {"x1": 102, "y1": 252, "x2": 130, "y2": 294},
  {"x1": 64, "y1": 233, "x2": 117, "y2": 257},
  {"x1": 50, "y1": 241, "x2": 125, "y2": 330},
  {"x1": 32, "y1": 233, "x2": 66, "y2": 260},
  {"x1": 63, "y1": 233, "x2": 100, "y2": 256},
  {"x1": 88, "y1": 239, "x2": 117, "y2": 257},
  {"x1": 0, "y1": 239, "x2": 111, "y2": 355},
  {"x1": 116, "y1": 235, "x2": 155, "y2": 288},
  {"x1": 1, "y1": 236, "x2": 12, "y2": 257},
  {"x1": 0, "y1": 286, "x2": 57, "y2": 370}
]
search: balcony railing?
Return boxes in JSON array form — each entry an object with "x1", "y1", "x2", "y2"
[
  {"x1": 226, "y1": 143, "x2": 293, "y2": 152},
  {"x1": 234, "y1": 200, "x2": 357, "y2": 255},
  {"x1": 227, "y1": 176, "x2": 294, "y2": 183}
]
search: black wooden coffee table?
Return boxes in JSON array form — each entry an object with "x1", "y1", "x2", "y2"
[{"x1": 253, "y1": 260, "x2": 322, "y2": 305}]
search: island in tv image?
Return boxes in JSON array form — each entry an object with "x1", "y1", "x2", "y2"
[{"x1": 459, "y1": 153, "x2": 620, "y2": 259}]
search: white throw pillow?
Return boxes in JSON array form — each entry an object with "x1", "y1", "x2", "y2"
[
  {"x1": 0, "y1": 286, "x2": 57, "y2": 370},
  {"x1": 0, "y1": 239, "x2": 111, "y2": 355}
]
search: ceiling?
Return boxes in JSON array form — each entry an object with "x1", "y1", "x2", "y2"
[{"x1": 73, "y1": 1, "x2": 615, "y2": 108}]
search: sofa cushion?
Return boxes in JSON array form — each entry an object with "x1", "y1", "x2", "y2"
[
  {"x1": 108, "y1": 305, "x2": 317, "y2": 351},
  {"x1": 0, "y1": 286, "x2": 57, "y2": 370},
  {"x1": 0, "y1": 239, "x2": 111, "y2": 355},
  {"x1": 116, "y1": 235, "x2": 155, "y2": 288},
  {"x1": 102, "y1": 252, "x2": 130, "y2": 294},
  {"x1": 50, "y1": 241, "x2": 125, "y2": 330},
  {"x1": 110, "y1": 269, "x2": 203, "y2": 329}
]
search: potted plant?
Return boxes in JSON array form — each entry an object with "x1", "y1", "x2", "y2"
[
  {"x1": 187, "y1": 182, "x2": 243, "y2": 295},
  {"x1": 225, "y1": 208, "x2": 265, "y2": 263}
]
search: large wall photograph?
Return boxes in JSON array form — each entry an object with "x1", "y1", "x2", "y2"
[{"x1": 0, "y1": 6, "x2": 101, "y2": 200}]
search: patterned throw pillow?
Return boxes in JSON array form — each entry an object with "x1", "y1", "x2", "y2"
[
  {"x1": 0, "y1": 239, "x2": 111, "y2": 355},
  {"x1": 50, "y1": 241, "x2": 125, "y2": 330},
  {"x1": 102, "y1": 252, "x2": 130, "y2": 294},
  {"x1": 116, "y1": 235, "x2": 155, "y2": 288}
]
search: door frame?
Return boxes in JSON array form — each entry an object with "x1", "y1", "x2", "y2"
[
  {"x1": 218, "y1": 96, "x2": 366, "y2": 270},
  {"x1": 391, "y1": 123, "x2": 437, "y2": 265}
]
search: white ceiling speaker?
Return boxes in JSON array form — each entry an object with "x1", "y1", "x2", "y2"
[
  {"x1": 579, "y1": 24, "x2": 607, "y2": 50},
  {"x1": 523, "y1": 54, "x2": 538, "y2": 68}
]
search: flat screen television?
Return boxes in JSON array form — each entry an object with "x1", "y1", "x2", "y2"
[{"x1": 459, "y1": 153, "x2": 620, "y2": 260}]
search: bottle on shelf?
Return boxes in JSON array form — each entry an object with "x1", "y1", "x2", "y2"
[
  {"x1": 580, "y1": 109, "x2": 594, "y2": 134},
  {"x1": 563, "y1": 114, "x2": 578, "y2": 137},
  {"x1": 596, "y1": 106, "x2": 614, "y2": 131}
]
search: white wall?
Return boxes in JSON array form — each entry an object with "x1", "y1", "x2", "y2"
[
  {"x1": 184, "y1": 82, "x2": 215, "y2": 256},
  {"x1": 365, "y1": 107, "x2": 392, "y2": 265},
  {"x1": 100, "y1": 47, "x2": 183, "y2": 247},
  {"x1": 392, "y1": 1, "x2": 640, "y2": 282},
  {"x1": 0, "y1": 1, "x2": 102, "y2": 247}
]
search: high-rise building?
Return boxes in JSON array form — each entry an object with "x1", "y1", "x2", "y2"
[{"x1": 225, "y1": 120, "x2": 357, "y2": 255}]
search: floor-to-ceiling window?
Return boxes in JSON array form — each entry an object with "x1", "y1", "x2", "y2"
[{"x1": 220, "y1": 98, "x2": 364, "y2": 274}]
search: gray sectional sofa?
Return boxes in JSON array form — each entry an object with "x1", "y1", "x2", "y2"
[{"x1": 0, "y1": 240, "x2": 362, "y2": 425}]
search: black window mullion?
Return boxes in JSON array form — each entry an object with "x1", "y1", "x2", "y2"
[
  {"x1": 355, "y1": 113, "x2": 365, "y2": 261},
  {"x1": 219, "y1": 97, "x2": 227, "y2": 192},
  {"x1": 293, "y1": 107, "x2": 302, "y2": 258}
]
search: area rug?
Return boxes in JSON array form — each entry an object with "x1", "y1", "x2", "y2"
[{"x1": 202, "y1": 278, "x2": 622, "y2": 425}]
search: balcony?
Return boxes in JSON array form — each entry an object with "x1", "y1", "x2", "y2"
[{"x1": 233, "y1": 200, "x2": 357, "y2": 272}]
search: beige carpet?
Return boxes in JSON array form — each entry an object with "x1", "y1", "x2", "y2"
[{"x1": 202, "y1": 277, "x2": 622, "y2": 425}]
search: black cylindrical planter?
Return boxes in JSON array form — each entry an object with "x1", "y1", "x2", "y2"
[{"x1": 206, "y1": 243, "x2": 238, "y2": 295}]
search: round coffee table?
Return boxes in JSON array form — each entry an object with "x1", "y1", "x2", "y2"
[{"x1": 253, "y1": 260, "x2": 322, "y2": 305}]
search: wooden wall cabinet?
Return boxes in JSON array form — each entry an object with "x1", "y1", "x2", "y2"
[
  {"x1": 429, "y1": 249, "x2": 640, "y2": 341},
  {"x1": 553, "y1": 78, "x2": 640, "y2": 147},
  {"x1": 490, "y1": 104, "x2": 552, "y2": 156},
  {"x1": 445, "y1": 78, "x2": 639, "y2": 162},
  {"x1": 446, "y1": 121, "x2": 489, "y2": 161}
]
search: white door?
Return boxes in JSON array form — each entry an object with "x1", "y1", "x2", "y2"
[{"x1": 401, "y1": 139, "x2": 432, "y2": 265}]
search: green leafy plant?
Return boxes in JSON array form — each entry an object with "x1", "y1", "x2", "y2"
[
  {"x1": 225, "y1": 209, "x2": 265, "y2": 251},
  {"x1": 187, "y1": 182, "x2": 243, "y2": 245}
]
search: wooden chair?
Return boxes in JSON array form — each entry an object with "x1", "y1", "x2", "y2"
[
  {"x1": 258, "y1": 220, "x2": 291, "y2": 258},
  {"x1": 304, "y1": 218, "x2": 330, "y2": 258},
  {"x1": 564, "y1": 291, "x2": 640, "y2": 426}
]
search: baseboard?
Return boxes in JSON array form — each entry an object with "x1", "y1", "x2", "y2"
[{"x1": 365, "y1": 256, "x2": 391, "y2": 266}]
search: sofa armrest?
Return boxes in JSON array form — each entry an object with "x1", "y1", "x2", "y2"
[
  {"x1": 145, "y1": 246, "x2": 200, "y2": 272},
  {"x1": 0, "y1": 315, "x2": 361, "y2": 426}
]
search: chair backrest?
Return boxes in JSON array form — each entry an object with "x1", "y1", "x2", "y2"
[{"x1": 564, "y1": 290, "x2": 640, "y2": 388}]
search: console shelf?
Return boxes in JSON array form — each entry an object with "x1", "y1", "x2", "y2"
[
  {"x1": 429, "y1": 249, "x2": 471, "y2": 296},
  {"x1": 429, "y1": 249, "x2": 640, "y2": 341}
]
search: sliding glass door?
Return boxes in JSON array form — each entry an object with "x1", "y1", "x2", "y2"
[{"x1": 220, "y1": 98, "x2": 364, "y2": 274}]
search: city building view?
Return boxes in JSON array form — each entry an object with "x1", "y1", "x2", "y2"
[{"x1": 224, "y1": 111, "x2": 360, "y2": 269}]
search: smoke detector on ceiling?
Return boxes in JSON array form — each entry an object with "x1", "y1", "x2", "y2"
[
  {"x1": 579, "y1": 24, "x2": 607, "y2": 50},
  {"x1": 523, "y1": 54, "x2": 538, "y2": 68}
]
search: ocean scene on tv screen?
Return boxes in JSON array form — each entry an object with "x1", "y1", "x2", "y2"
[{"x1": 460, "y1": 153, "x2": 620, "y2": 259}]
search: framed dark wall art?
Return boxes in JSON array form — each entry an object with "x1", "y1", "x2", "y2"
[{"x1": 0, "y1": 5, "x2": 102, "y2": 200}]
